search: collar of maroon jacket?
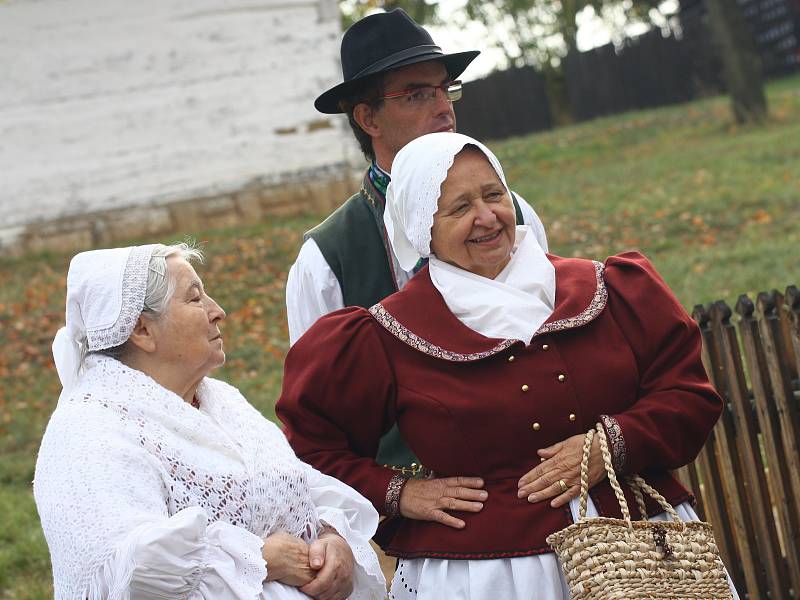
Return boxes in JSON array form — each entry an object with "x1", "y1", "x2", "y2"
[{"x1": 371, "y1": 255, "x2": 609, "y2": 360}]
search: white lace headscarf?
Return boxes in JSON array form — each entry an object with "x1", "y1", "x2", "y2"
[
  {"x1": 385, "y1": 132, "x2": 511, "y2": 272},
  {"x1": 52, "y1": 245, "x2": 157, "y2": 396},
  {"x1": 384, "y1": 132, "x2": 556, "y2": 343}
]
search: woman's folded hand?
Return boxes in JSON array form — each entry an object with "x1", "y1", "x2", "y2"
[
  {"x1": 517, "y1": 433, "x2": 606, "y2": 508},
  {"x1": 400, "y1": 476, "x2": 488, "y2": 528},
  {"x1": 299, "y1": 527, "x2": 355, "y2": 600},
  {"x1": 262, "y1": 531, "x2": 316, "y2": 587}
]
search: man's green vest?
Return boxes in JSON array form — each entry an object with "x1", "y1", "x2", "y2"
[
  {"x1": 306, "y1": 175, "x2": 397, "y2": 309},
  {"x1": 306, "y1": 171, "x2": 524, "y2": 473}
]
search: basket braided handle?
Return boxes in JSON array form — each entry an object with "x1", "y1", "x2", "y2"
[
  {"x1": 577, "y1": 425, "x2": 631, "y2": 523},
  {"x1": 628, "y1": 475, "x2": 683, "y2": 523},
  {"x1": 577, "y1": 429, "x2": 593, "y2": 520},
  {"x1": 578, "y1": 423, "x2": 685, "y2": 525},
  {"x1": 630, "y1": 477, "x2": 649, "y2": 519}
]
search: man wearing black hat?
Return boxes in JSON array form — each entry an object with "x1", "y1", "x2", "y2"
[{"x1": 285, "y1": 9, "x2": 548, "y2": 468}]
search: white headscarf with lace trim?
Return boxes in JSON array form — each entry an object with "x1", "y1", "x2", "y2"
[
  {"x1": 52, "y1": 245, "x2": 157, "y2": 396},
  {"x1": 385, "y1": 132, "x2": 510, "y2": 272},
  {"x1": 384, "y1": 132, "x2": 556, "y2": 343}
]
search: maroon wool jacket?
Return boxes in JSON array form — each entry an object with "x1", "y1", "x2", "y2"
[{"x1": 277, "y1": 252, "x2": 722, "y2": 559}]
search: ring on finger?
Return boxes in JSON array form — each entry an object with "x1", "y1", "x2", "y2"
[{"x1": 558, "y1": 479, "x2": 568, "y2": 493}]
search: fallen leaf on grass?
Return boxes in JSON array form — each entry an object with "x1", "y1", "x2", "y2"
[
  {"x1": 751, "y1": 209, "x2": 773, "y2": 225},
  {"x1": 701, "y1": 234, "x2": 717, "y2": 247}
]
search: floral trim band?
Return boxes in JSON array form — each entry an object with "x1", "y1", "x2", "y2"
[
  {"x1": 600, "y1": 414, "x2": 627, "y2": 473},
  {"x1": 368, "y1": 304, "x2": 516, "y2": 362},
  {"x1": 534, "y1": 261, "x2": 607, "y2": 337},
  {"x1": 369, "y1": 260, "x2": 608, "y2": 361},
  {"x1": 385, "y1": 473, "x2": 410, "y2": 517}
]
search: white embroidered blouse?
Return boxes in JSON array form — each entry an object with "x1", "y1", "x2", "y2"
[{"x1": 34, "y1": 355, "x2": 386, "y2": 600}]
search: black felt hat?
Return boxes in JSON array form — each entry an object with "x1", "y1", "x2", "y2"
[{"x1": 314, "y1": 8, "x2": 479, "y2": 114}]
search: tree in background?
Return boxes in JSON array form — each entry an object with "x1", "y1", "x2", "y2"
[
  {"x1": 341, "y1": 0, "x2": 669, "y2": 68},
  {"x1": 460, "y1": 0, "x2": 670, "y2": 68},
  {"x1": 339, "y1": 0, "x2": 768, "y2": 124},
  {"x1": 456, "y1": 0, "x2": 669, "y2": 124},
  {"x1": 704, "y1": 0, "x2": 768, "y2": 123},
  {"x1": 340, "y1": 0, "x2": 437, "y2": 29}
]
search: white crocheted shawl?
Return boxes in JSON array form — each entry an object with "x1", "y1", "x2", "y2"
[{"x1": 34, "y1": 355, "x2": 321, "y2": 598}]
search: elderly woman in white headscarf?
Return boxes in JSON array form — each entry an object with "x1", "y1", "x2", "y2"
[
  {"x1": 277, "y1": 133, "x2": 739, "y2": 599},
  {"x1": 34, "y1": 243, "x2": 386, "y2": 600}
]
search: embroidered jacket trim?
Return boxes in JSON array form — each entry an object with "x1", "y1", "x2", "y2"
[
  {"x1": 368, "y1": 260, "x2": 607, "y2": 362},
  {"x1": 600, "y1": 414, "x2": 627, "y2": 473},
  {"x1": 368, "y1": 304, "x2": 517, "y2": 362}
]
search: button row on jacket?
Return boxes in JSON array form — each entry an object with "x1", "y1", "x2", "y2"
[
  {"x1": 507, "y1": 343, "x2": 550, "y2": 364},
  {"x1": 519, "y1": 374, "x2": 566, "y2": 392},
  {"x1": 530, "y1": 413, "x2": 578, "y2": 432}
]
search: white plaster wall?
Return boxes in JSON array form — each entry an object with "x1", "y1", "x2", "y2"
[{"x1": 0, "y1": 0, "x2": 356, "y2": 231}]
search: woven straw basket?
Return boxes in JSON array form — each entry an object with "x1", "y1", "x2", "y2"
[{"x1": 546, "y1": 423, "x2": 732, "y2": 600}]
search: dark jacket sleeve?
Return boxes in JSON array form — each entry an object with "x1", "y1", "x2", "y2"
[
  {"x1": 601, "y1": 251, "x2": 723, "y2": 475},
  {"x1": 276, "y1": 306, "x2": 399, "y2": 514}
]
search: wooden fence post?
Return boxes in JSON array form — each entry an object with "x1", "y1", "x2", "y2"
[
  {"x1": 702, "y1": 302, "x2": 767, "y2": 597},
  {"x1": 775, "y1": 290, "x2": 799, "y2": 382},
  {"x1": 692, "y1": 304, "x2": 747, "y2": 594},
  {"x1": 756, "y1": 292, "x2": 800, "y2": 530},
  {"x1": 710, "y1": 300, "x2": 789, "y2": 597},
  {"x1": 736, "y1": 294, "x2": 800, "y2": 596},
  {"x1": 784, "y1": 285, "x2": 800, "y2": 380}
]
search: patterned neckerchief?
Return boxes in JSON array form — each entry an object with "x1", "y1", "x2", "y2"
[{"x1": 368, "y1": 161, "x2": 390, "y2": 198}]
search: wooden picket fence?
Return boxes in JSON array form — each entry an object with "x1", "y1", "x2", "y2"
[{"x1": 675, "y1": 286, "x2": 800, "y2": 599}]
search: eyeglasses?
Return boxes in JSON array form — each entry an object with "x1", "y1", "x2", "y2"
[{"x1": 381, "y1": 80, "x2": 463, "y2": 106}]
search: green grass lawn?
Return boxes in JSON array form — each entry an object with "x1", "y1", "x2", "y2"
[{"x1": 1, "y1": 75, "x2": 798, "y2": 597}]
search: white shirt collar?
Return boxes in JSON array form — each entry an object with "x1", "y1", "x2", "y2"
[{"x1": 429, "y1": 226, "x2": 555, "y2": 344}]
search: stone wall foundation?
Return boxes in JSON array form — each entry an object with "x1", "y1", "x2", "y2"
[{"x1": 2, "y1": 171, "x2": 362, "y2": 257}]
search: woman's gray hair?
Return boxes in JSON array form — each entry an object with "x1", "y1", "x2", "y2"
[
  {"x1": 96, "y1": 242, "x2": 204, "y2": 359},
  {"x1": 142, "y1": 243, "x2": 204, "y2": 319}
]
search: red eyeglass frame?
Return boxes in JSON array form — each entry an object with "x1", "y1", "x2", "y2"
[{"x1": 381, "y1": 80, "x2": 463, "y2": 101}]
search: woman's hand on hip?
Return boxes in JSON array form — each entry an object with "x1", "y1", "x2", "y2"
[
  {"x1": 299, "y1": 528, "x2": 355, "y2": 600},
  {"x1": 262, "y1": 531, "x2": 315, "y2": 587},
  {"x1": 517, "y1": 433, "x2": 606, "y2": 507},
  {"x1": 400, "y1": 476, "x2": 487, "y2": 528}
]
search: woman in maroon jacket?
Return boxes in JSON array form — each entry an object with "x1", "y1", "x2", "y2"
[{"x1": 277, "y1": 132, "x2": 736, "y2": 599}]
